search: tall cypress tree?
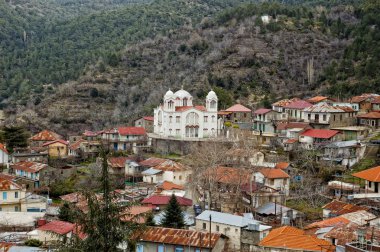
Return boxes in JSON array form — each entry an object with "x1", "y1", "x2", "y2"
[{"x1": 160, "y1": 194, "x2": 185, "y2": 229}]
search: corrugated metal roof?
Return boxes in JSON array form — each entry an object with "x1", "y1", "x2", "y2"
[
  {"x1": 196, "y1": 210, "x2": 255, "y2": 227},
  {"x1": 325, "y1": 140, "x2": 360, "y2": 148},
  {"x1": 303, "y1": 102, "x2": 354, "y2": 113},
  {"x1": 141, "y1": 167, "x2": 162, "y2": 175},
  {"x1": 255, "y1": 202, "x2": 294, "y2": 216}
]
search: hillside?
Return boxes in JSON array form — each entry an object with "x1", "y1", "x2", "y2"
[
  {"x1": 9, "y1": 2, "x2": 356, "y2": 135},
  {"x1": 0, "y1": 0, "x2": 253, "y2": 106}
]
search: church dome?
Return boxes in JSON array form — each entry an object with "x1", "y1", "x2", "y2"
[
  {"x1": 164, "y1": 89, "x2": 174, "y2": 98},
  {"x1": 206, "y1": 90, "x2": 217, "y2": 100},
  {"x1": 174, "y1": 89, "x2": 192, "y2": 99}
]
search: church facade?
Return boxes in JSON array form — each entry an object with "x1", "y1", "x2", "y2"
[{"x1": 154, "y1": 88, "x2": 219, "y2": 139}]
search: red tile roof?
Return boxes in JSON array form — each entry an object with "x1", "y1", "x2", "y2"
[
  {"x1": 276, "y1": 122, "x2": 311, "y2": 131},
  {"x1": 69, "y1": 139, "x2": 86, "y2": 150},
  {"x1": 259, "y1": 226, "x2": 335, "y2": 252},
  {"x1": 272, "y1": 98, "x2": 300, "y2": 107},
  {"x1": 259, "y1": 168, "x2": 290, "y2": 179},
  {"x1": 108, "y1": 157, "x2": 128, "y2": 168},
  {"x1": 30, "y1": 130, "x2": 62, "y2": 141},
  {"x1": 141, "y1": 195, "x2": 192, "y2": 206},
  {"x1": 0, "y1": 177, "x2": 21, "y2": 190},
  {"x1": 158, "y1": 181, "x2": 184, "y2": 191},
  {"x1": 372, "y1": 96, "x2": 380, "y2": 104},
  {"x1": 155, "y1": 160, "x2": 185, "y2": 172},
  {"x1": 285, "y1": 138, "x2": 298, "y2": 144},
  {"x1": 120, "y1": 206, "x2": 152, "y2": 223},
  {"x1": 226, "y1": 104, "x2": 251, "y2": 112},
  {"x1": 254, "y1": 108, "x2": 272, "y2": 115},
  {"x1": 284, "y1": 100, "x2": 313, "y2": 109},
  {"x1": 60, "y1": 192, "x2": 85, "y2": 203},
  {"x1": 10, "y1": 161, "x2": 48, "y2": 173},
  {"x1": 0, "y1": 143, "x2": 8, "y2": 154},
  {"x1": 135, "y1": 227, "x2": 222, "y2": 248},
  {"x1": 206, "y1": 166, "x2": 252, "y2": 185},
  {"x1": 322, "y1": 200, "x2": 368, "y2": 216},
  {"x1": 118, "y1": 127, "x2": 146, "y2": 136},
  {"x1": 300, "y1": 129, "x2": 340, "y2": 139},
  {"x1": 305, "y1": 216, "x2": 350, "y2": 230},
  {"x1": 143, "y1": 116, "x2": 154, "y2": 121},
  {"x1": 307, "y1": 96, "x2": 331, "y2": 104},
  {"x1": 352, "y1": 166, "x2": 380, "y2": 182},
  {"x1": 83, "y1": 130, "x2": 102, "y2": 137},
  {"x1": 42, "y1": 139, "x2": 69, "y2": 147},
  {"x1": 38, "y1": 220, "x2": 74, "y2": 235},
  {"x1": 350, "y1": 94, "x2": 378, "y2": 103},
  {"x1": 357, "y1": 111, "x2": 380, "y2": 119},
  {"x1": 275, "y1": 162, "x2": 290, "y2": 170},
  {"x1": 175, "y1": 106, "x2": 206, "y2": 112},
  {"x1": 139, "y1": 157, "x2": 167, "y2": 167}
]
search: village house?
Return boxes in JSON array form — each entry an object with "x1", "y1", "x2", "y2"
[
  {"x1": 330, "y1": 126, "x2": 369, "y2": 141},
  {"x1": 371, "y1": 96, "x2": 380, "y2": 111},
  {"x1": 307, "y1": 96, "x2": 335, "y2": 105},
  {"x1": 223, "y1": 104, "x2": 252, "y2": 123},
  {"x1": 154, "y1": 88, "x2": 219, "y2": 139},
  {"x1": 225, "y1": 148, "x2": 269, "y2": 167},
  {"x1": 101, "y1": 126, "x2": 147, "y2": 152},
  {"x1": 254, "y1": 202, "x2": 299, "y2": 225},
  {"x1": 141, "y1": 195, "x2": 192, "y2": 211},
  {"x1": 0, "y1": 143, "x2": 9, "y2": 166},
  {"x1": 352, "y1": 165, "x2": 380, "y2": 193},
  {"x1": 350, "y1": 93, "x2": 379, "y2": 112},
  {"x1": 10, "y1": 161, "x2": 48, "y2": 189},
  {"x1": 0, "y1": 177, "x2": 47, "y2": 212},
  {"x1": 134, "y1": 116, "x2": 154, "y2": 133},
  {"x1": 271, "y1": 98, "x2": 300, "y2": 118},
  {"x1": 321, "y1": 140, "x2": 366, "y2": 168},
  {"x1": 275, "y1": 122, "x2": 312, "y2": 148},
  {"x1": 258, "y1": 226, "x2": 335, "y2": 252},
  {"x1": 125, "y1": 160, "x2": 145, "y2": 183},
  {"x1": 42, "y1": 139, "x2": 69, "y2": 158},
  {"x1": 357, "y1": 111, "x2": 380, "y2": 129},
  {"x1": 299, "y1": 129, "x2": 341, "y2": 150},
  {"x1": 155, "y1": 181, "x2": 185, "y2": 197},
  {"x1": 27, "y1": 220, "x2": 80, "y2": 245},
  {"x1": 107, "y1": 156, "x2": 129, "y2": 176},
  {"x1": 283, "y1": 99, "x2": 313, "y2": 121},
  {"x1": 302, "y1": 103, "x2": 356, "y2": 129},
  {"x1": 322, "y1": 200, "x2": 368, "y2": 219},
  {"x1": 332, "y1": 102, "x2": 360, "y2": 111},
  {"x1": 325, "y1": 180, "x2": 360, "y2": 198},
  {"x1": 29, "y1": 130, "x2": 62, "y2": 148},
  {"x1": 134, "y1": 227, "x2": 226, "y2": 252},
  {"x1": 195, "y1": 210, "x2": 271, "y2": 251},
  {"x1": 254, "y1": 168, "x2": 290, "y2": 196},
  {"x1": 142, "y1": 159, "x2": 190, "y2": 186},
  {"x1": 253, "y1": 108, "x2": 277, "y2": 133},
  {"x1": 11, "y1": 152, "x2": 48, "y2": 164}
]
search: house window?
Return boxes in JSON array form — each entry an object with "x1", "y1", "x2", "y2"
[
  {"x1": 15, "y1": 192, "x2": 18, "y2": 198},
  {"x1": 176, "y1": 129, "x2": 180, "y2": 135},
  {"x1": 15, "y1": 206, "x2": 19, "y2": 212},
  {"x1": 340, "y1": 114, "x2": 343, "y2": 120},
  {"x1": 179, "y1": 175, "x2": 182, "y2": 180},
  {"x1": 175, "y1": 247, "x2": 184, "y2": 252},
  {"x1": 234, "y1": 113, "x2": 236, "y2": 117},
  {"x1": 204, "y1": 116, "x2": 208, "y2": 122},
  {"x1": 244, "y1": 113, "x2": 247, "y2": 118},
  {"x1": 333, "y1": 115, "x2": 336, "y2": 121},
  {"x1": 323, "y1": 114, "x2": 326, "y2": 121},
  {"x1": 169, "y1": 116, "x2": 173, "y2": 123},
  {"x1": 158, "y1": 245, "x2": 165, "y2": 252},
  {"x1": 203, "y1": 223, "x2": 206, "y2": 229},
  {"x1": 369, "y1": 181, "x2": 372, "y2": 188},
  {"x1": 216, "y1": 225, "x2": 220, "y2": 231},
  {"x1": 176, "y1": 116, "x2": 180, "y2": 123},
  {"x1": 2, "y1": 192, "x2": 7, "y2": 200},
  {"x1": 136, "y1": 244, "x2": 144, "y2": 252},
  {"x1": 169, "y1": 129, "x2": 172, "y2": 135},
  {"x1": 212, "y1": 116, "x2": 215, "y2": 122}
]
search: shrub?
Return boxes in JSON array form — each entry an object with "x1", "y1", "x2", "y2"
[{"x1": 25, "y1": 239, "x2": 42, "y2": 247}]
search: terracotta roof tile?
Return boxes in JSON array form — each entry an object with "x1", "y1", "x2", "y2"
[
  {"x1": 352, "y1": 166, "x2": 380, "y2": 182},
  {"x1": 155, "y1": 160, "x2": 185, "y2": 172},
  {"x1": 259, "y1": 226, "x2": 335, "y2": 252},
  {"x1": 118, "y1": 127, "x2": 146, "y2": 136},
  {"x1": 304, "y1": 103, "x2": 355, "y2": 113},
  {"x1": 254, "y1": 108, "x2": 272, "y2": 115},
  {"x1": 175, "y1": 105, "x2": 206, "y2": 112},
  {"x1": 322, "y1": 200, "x2": 368, "y2": 216},
  {"x1": 285, "y1": 138, "x2": 298, "y2": 144},
  {"x1": 42, "y1": 139, "x2": 69, "y2": 147},
  {"x1": 10, "y1": 161, "x2": 48, "y2": 173},
  {"x1": 284, "y1": 100, "x2": 313, "y2": 109},
  {"x1": 120, "y1": 206, "x2": 152, "y2": 223},
  {"x1": 38, "y1": 220, "x2": 74, "y2": 235},
  {"x1": 158, "y1": 181, "x2": 184, "y2": 191},
  {"x1": 143, "y1": 116, "x2": 154, "y2": 121},
  {"x1": 272, "y1": 98, "x2": 300, "y2": 107},
  {"x1": 142, "y1": 195, "x2": 192, "y2": 206},
  {"x1": 300, "y1": 129, "x2": 340, "y2": 139},
  {"x1": 305, "y1": 216, "x2": 350, "y2": 230},
  {"x1": 371, "y1": 96, "x2": 380, "y2": 104},
  {"x1": 30, "y1": 130, "x2": 62, "y2": 141},
  {"x1": 0, "y1": 177, "x2": 21, "y2": 190},
  {"x1": 226, "y1": 104, "x2": 251, "y2": 112},
  {"x1": 139, "y1": 157, "x2": 167, "y2": 167},
  {"x1": 276, "y1": 122, "x2": 311, "y2": 131},
  {"x1": 135, "y1": 227, "x2": 221, "y2": 248},
  {"x1": 350, "y1": 94, "x2": 379, "y2": 103},
  {"x1": 0, "y1": 143, "x2": 8, "y2": 154},
  {"x1": 275, "y1": 162, "x2": 290, "y2": 170},
  {"x1": 69, "y1": 139, "x2": 86, "y2": 150},
  {"x1": 108, "y1": 156, "x2": 129, "y2": 168},
  {"x1": 205, "y1": 166, "x2": 252, "y2": 185},
  {"x1": 307, "y1": 96, "x2": 330, "y2": 104},
  {"x1": 356, "y1": 111, "x2": 380, "y2": 119},
  {"x1": 259, "y1": 168, "x2": 290, "y2": 179}
]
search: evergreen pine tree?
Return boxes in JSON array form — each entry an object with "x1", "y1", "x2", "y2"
[
  {"x1": 160, "y1": 194, "x2": 185, "y2": 229},
  {"x1": 58, "y1": 202, "x2": 74, "y2": 222},
  {"x1": 145, "y1": 213, "x2": 156, "y2": 226}
]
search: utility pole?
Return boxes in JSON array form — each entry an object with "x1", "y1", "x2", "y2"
[{"x1": 209, "y1": 214, "x2": 212, "y2": 252}]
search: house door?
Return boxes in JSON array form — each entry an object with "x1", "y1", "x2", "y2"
[
  {"x1": 113, "y1": 143, "x2": 118, "y2": 150},
  {"x1": 315, "y1": 114, "x2": 319, "y2": 123},
  {"x1": 375, "y1": 182, "x2": 379, "y2": 193}
]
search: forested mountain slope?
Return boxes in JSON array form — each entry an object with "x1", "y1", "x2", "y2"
[
  {"x1": 0, "y1": 0, "x2": 253, "y2": 105},
  {"x1": 9, "y1": 2, "x2": 355, "y2": 134}
]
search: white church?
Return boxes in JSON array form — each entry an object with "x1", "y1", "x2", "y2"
[{"x1": 154, "y1": 88, "x2": 220, "y2": 139}]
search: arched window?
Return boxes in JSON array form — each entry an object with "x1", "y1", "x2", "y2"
[
  {"x1": 158, "y1": 111, "x2": 162, "y2": 124},
  {"x1": 211, "y1": 115, "x2": 215, "y2": 122},
  {"x1": 183, "y1": 98, "x2": 188, "y2": 106},
  {"x1": 168, "y1": 100, "x2": 174, "y2": 109},
  {"x1": 186, "y1": 112, "x2": 199, "y2": 125},
  {"x1": 210, "y1": 100, "x2": 217, "y2": 109}
]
